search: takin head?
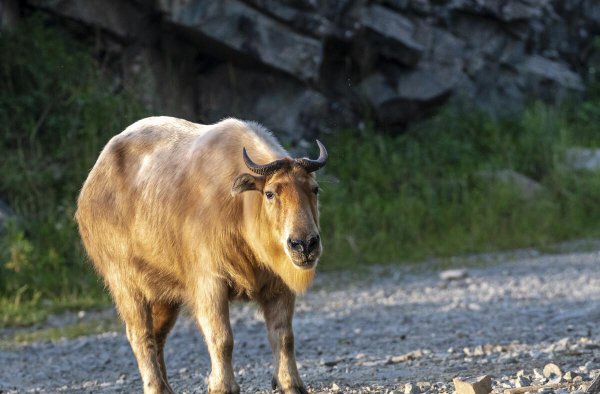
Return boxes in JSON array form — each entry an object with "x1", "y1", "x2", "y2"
[{"x1": 231, "y1": 141, "x2": 327, "y2": 274}]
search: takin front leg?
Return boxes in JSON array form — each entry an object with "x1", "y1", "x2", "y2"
[
  {"x1": 193, "y1": 277, "x2": 239, "y2": 394},
  {"x1": 112, "y1": 288, "x2": 173, "y2": 394},
  {"x1": 259, "y1": 289, "x2": 307, "y2": 394}
]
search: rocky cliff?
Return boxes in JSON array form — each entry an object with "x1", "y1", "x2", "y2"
[{"x1": 5, "y1": 0, "x2": 600, "y2": 140}]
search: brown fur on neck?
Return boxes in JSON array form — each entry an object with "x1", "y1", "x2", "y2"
[{"x1": 239, "y1": 190, "x2": 316, "y2": 295}]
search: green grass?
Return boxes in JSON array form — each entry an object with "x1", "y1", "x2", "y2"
[
  {"x1": 0, "y1": 314, "x2": 121, "y2": 349},
  {"x1": 0, "y1": 290, "x2": 110, "y2": 327},
  {"x1": 1, "y1": 16, "x2": 600, "y2": 327},
  {"x1": 318, "y1": 102, "x2": 600, "y2": 269}
]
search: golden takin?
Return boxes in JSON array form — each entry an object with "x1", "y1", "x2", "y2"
[{"x1": 75, "y1": 117, "x2": 327, "y2": 394}]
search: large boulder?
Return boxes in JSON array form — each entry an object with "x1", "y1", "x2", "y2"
[
  {"x1": 353, "y1": 4, "x2": 424, "y2": 68},
  {"x1": 359, "y1": 63, "x2": 462, "y2": 125},
  {"x1": 241, "y1": 0, "x2": 338, "y2": 38},
  {"x1": 520, "y1": 55, "x2": 584, "y2": 101},
  {"x1": 158, "y1": 0, "x2": 324, "y2": 83},
  {"x1": 197, "y1": 63, "x2": 331, "y2": 139}
]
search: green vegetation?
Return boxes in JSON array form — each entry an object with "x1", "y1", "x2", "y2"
[
  {"x1": 319, "y1": 101, "x2": 600, "y2": 269},
  {"x1": 0, "y1": 16, "x2": 146, "y2": 326},
  {"x1": 1, "y1": 16, "x2": 600, "y2": 326},
  {"x1": 0, "y1": 315, "x2": 122, "y2": 349}
]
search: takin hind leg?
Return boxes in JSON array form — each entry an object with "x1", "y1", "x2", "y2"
[
  {"x1": 111, "y1": 286, "x2": 174, "y2": 394},
  {"x1": 151, "y1": 301, "x2": 181, "y2": 387}
]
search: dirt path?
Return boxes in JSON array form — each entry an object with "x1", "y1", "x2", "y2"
[{"x1": 1, "y1": 250, "x2": 600, "y2": 393}]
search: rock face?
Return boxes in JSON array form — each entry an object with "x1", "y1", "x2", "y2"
[
  {"x1": 12, "y1": 0, "x2": 600, "y2": 140},
  {"x1": 160, "y1": 1, "x2": 324, "y2": 82}
]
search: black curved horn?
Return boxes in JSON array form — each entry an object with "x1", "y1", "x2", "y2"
[
  {"x1": 243, "y1": 148, "x2": 287, "y2": 176},
  {"x1": 295, "y1": 140, "x2": 328, "y2": 173}
]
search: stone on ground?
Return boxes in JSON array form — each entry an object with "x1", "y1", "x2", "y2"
[
  {"x1": 544, "y1": 363, "x2": 563, "y2": 379},
  {"x1": 439, "y1": 268, "x2": 469, "y2": 281},
  {"x1": 453, "y1": 375, "x2": 493, "y2": 394}
]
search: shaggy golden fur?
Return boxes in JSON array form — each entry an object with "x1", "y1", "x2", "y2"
[{"x1": 76, "y1": 117, "x2": 323, "y2": 394}]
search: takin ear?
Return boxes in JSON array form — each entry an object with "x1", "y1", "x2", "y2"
[{"x1": 231, "y1": 173, "x2": 264, "y2": 195}]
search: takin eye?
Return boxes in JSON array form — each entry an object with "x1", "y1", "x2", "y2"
[
  {"x1": 312, "y1": 186, "x2": 319, "y2": 195},
  {"x1": 265, "y1": 191, "x2": 275, "y2": 200}
]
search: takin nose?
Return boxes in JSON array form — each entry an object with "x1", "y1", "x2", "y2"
[{"x1": 287, "y1": 234, "x2": 320, "y2": 256}]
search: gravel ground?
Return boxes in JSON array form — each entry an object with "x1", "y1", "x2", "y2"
[{"x1": 1, "y1": 249, "x2": 600, "y2": 393}]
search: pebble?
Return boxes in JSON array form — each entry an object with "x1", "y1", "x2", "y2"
[
  {"x1": 322, "y1": 357, "x2": 343, "y2": 367},
  {"x1": 389, "y1": 350, "x2": 425, "y2": 363},
  {"x1": 439, "y1": 268, "x2": 469, "y2": 281},
  {"x1": 534, "y1": 368, "x2": 547, "y2": 383},
  {"x1": 544, "y1": 363, "x2": 563, "y2": 379},
  {"x1": 515, "y1": 375, "x2": 531, "y2": 387},
  {"x1": 453, "y1": 375, "x2": 492, "y2": 394},
  {"x1": 538, "y1": 389, "x2": 555, "y2": 394},
  {"x1": 404, "y1": 382, "x2": 420, "y2": 394}
]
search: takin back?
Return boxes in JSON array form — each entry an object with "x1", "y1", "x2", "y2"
[{"x1": 75, "y1": 117, "x2": 328, "y2": 394}]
